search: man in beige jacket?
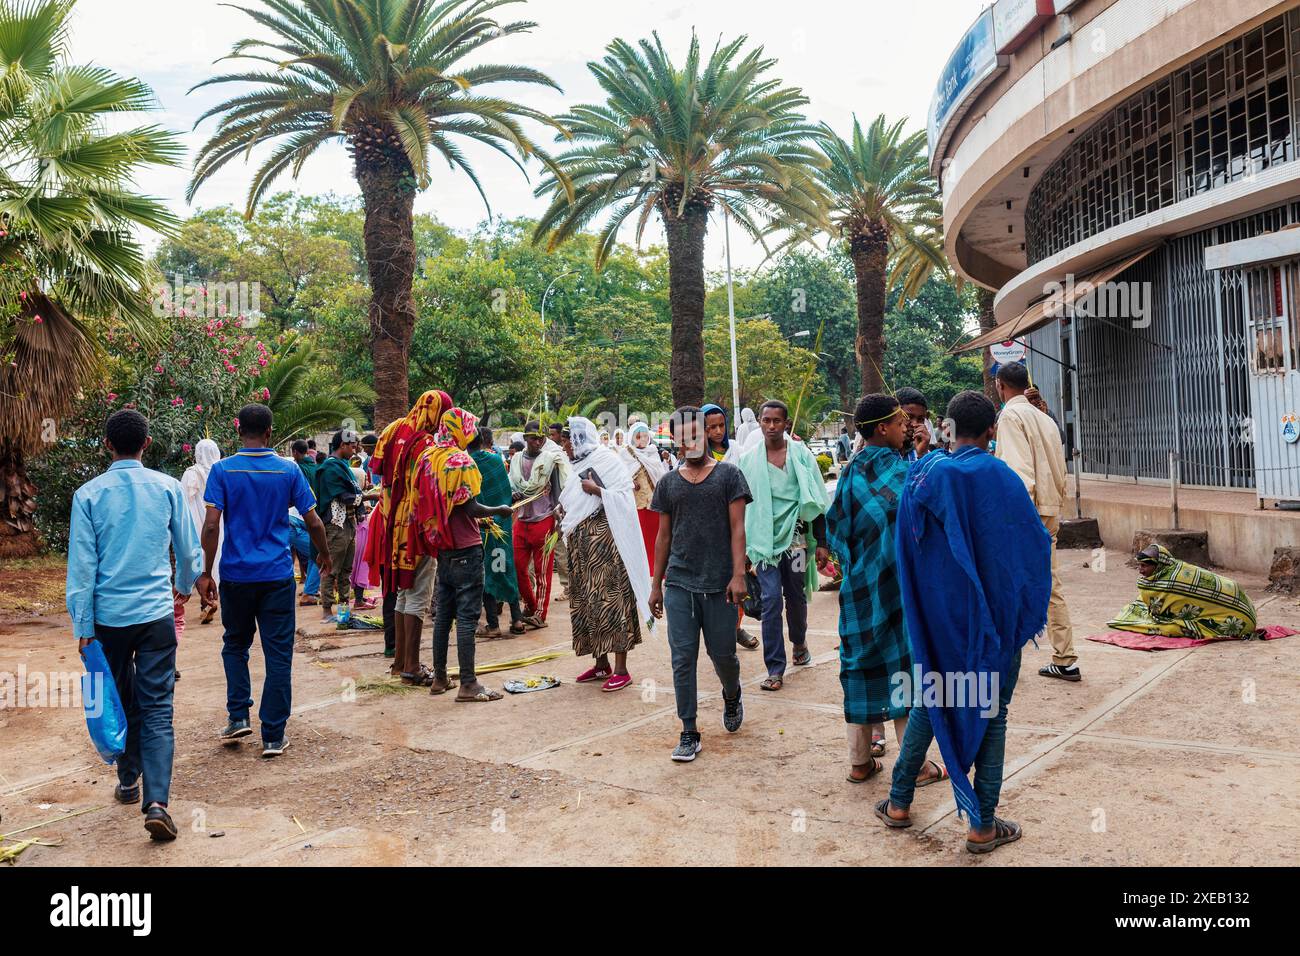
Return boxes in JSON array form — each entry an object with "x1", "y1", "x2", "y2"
[{"x1": 994, "y1": 363, "x2": 1081, "y2": 682}]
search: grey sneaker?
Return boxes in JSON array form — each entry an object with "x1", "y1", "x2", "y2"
[
  {"x1": 722, "y1": 692, "x2": 743, "y2": 733},
  {"x1": 261, "y1": 739, "x2": 289, "y2": 758},
  {"x1": 220, "y1": 719, "x2": 252, "y2": 741},
  {"x1": 671, "y1": 731, "x2": 702, "y2": 762}
]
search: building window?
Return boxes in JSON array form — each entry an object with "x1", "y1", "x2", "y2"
[{"x1": 1026, "y1": 14, "x2": 1299, "y2": 264}]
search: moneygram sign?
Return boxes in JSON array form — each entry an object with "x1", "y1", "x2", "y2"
[{"x1": 927, "y1": 8, "x2": 1007, "y2": 170}]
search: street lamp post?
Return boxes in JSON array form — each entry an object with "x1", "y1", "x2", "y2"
[
  {"x1": 540, "y1": 270, "x2": 577, "y2": 413},
  {"x1": 724, "y1": 208, "x2": 740, "y2": 427}
]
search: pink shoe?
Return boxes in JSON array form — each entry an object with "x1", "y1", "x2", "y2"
[
  {"x1": 576, "y1": 665, "x2": 612, "y2": 684},
  {"x1": 601, "y1": 673, "x2": 632, "y2": 692},
  {"x1": 355, "y1": 597, "x2": 379, "y2": 611}
]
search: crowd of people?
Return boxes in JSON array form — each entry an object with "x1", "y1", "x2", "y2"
[{"x1": 67, "y1": 361, "x2": 1107, "y2": 852}]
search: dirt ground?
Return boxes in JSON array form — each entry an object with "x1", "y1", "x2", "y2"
[{"x1": 2, "y1": 546, "x2": 1298, "y2": 867}]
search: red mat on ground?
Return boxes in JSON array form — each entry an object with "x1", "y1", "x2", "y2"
[{"x1": 1086, "y1": 625, "x2": 1299, "y2": 651}]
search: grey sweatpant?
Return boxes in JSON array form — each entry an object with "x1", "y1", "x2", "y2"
[{"x1": 664, "y1": 584, "x2": 742, "y2": 732}]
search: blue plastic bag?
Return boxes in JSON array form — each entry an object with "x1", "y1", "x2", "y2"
[{"x1": 81, "y1": 641, "x2": 127, "y2": 764}]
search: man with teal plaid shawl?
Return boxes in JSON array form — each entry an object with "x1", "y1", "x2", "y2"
[{"x1": 828, "y1": 394, "x2": 945, "y2": 788}]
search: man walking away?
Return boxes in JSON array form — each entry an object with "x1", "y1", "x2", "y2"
[
  {"x1": 874, "y1": 391, "x2": 1051, "y2": 853},
  {"x1": 197, "y1": 404, "x2": 330, "y2": 758},
  {"x1": 737, "y1": 401, "x2": 830, "y2": 691},
  {"x1": 649, "y1": 407, "x2": 751, "y2": 762},
  {"x1": 994, "y1": 362, "x2": 1079, "y2": 682},
  {"x1": 67, "y1": 410, "x2": 201, "y2": 841}
]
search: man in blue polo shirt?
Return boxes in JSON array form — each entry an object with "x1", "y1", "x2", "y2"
[
  {"x1": 67, "y1": 409, "x2": 201, "y2": 842},
  {"x1": 196, "y1": 404, "x2": 330, "y2": 757}
]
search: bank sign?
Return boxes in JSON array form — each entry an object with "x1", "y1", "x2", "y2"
[
  {"x1": 928, "y1": 8, "x2": 1003, "y2": 160},
  {"x1": 993, "y1": 0, "x2": 1056, "y2": 54}
]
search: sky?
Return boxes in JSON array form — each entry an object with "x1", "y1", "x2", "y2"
[{"x1": 67, "y1": 0, "x2": 987, "y2": 273}]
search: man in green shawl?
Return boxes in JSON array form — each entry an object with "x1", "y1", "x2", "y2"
[
  {"x1": 314, "y1": 429, "x2": 362, "y2": 621},
  {"x1": 469, "y1": 427, "x2": 523, "y2": 637},
  {"x1": 736, "y1": 400, "x2": 830, "y2": 691}
]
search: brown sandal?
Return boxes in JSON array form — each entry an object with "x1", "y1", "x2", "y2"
[
  {"x1": 847, "y1": 757, "x2": 884, "y2": 784},
  {"x1": 760, "y1": 676, "x2": 784, "y2": 691},
  {"x1": 915, "y1": 759, "x2": 949, "y2": 788}
]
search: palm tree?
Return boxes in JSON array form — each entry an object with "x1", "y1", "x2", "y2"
[
  {"x1": 188, "y1": 0, "x2": 570, "y2": 426},
  {"x1": 0, "y1": 0, "x2": 181, "y2": 557},
  {"x1": 262, "y1": 333, "x2": 376, "y2": 437},
  {"x1": 812, "y1": 115, "x2": 945, "y2": 395},
  {"x1": 533, "y1": 33, "x2": 827, "y2": 407}
]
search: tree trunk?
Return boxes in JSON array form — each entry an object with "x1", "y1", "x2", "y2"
[
  {"x1": 976, "y1": 286, "x2": 999, "y2": 401},
  {"x1": 849, "y1": 236, "x2": 889, "y2": 395},
  {"x1": 663, "y1": 204, "x2": 709, "y2": 408},
  {"x1": 0, "y1": 438, "x2": 41, "y2": 559},
  {"x1": 836, "y1": 371, "x2": 854, "y2": 435},
  {"x1": 357, "y1": 158, "x2": 418, "y2": 428}
]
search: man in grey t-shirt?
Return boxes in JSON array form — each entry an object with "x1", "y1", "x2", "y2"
[{"x1": 650, "y1": 406, "x2": 752, "y2": 763}]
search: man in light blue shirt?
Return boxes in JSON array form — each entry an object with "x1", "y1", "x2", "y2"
[{"x1": 66, "y1": 409, "x2": 200, "y2": 842}]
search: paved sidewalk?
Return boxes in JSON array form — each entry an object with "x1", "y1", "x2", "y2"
[{"x1": 2, "y1": 547, "x2": 1296, "y2": 866}]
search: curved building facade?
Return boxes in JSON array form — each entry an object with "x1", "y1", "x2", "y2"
[{"x1": 932, "y1": 0, "x2": 1300, "y2": 503}]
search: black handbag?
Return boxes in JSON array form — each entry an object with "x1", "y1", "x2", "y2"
[{"x1": 742, "y1": 568, "x2": 763, "y2": 620}]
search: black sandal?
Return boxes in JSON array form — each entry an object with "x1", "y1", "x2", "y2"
[
  {"x1": 873, "y1": 798, "x2": 912, "y2": 829},
  {"x1": 966, "y1": 816, "x2": 1022, "y2": 854},
  {"x1": 400, "y1": 666, "x2": 434, "y2": 687}
]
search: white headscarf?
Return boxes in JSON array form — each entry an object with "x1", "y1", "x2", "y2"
[
  {"x1": 559, "y1": 417, "x2": 653, "y2": 630},
  {"x1": 181, "y1": 439, "x2": 222, "y2": 583},
  {"x1": 734, "y1": 407, "x2": 759, "y2": 446},
  {"x1": 623, "y1": 422, "x2": 666, "y2": 487}
]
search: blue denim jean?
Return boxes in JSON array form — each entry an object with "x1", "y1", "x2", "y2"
[
  {"x1": 289, "y1": 522, "x2": 319, "y2": 596},
  {"x1": 754, "y1": 551, "x2": 808, "y2": 677},
  {"x1": 96, "y1": 615, "x2": 177, "y2": 810},
  {"x1": 888, "y1": 649, "x2": 1022, "y2": 825},
  {"x1": 219, "y1": 578, "x2": 297, "y2": 743}
]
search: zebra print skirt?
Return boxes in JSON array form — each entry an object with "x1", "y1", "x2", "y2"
[{"x1": 568, "y1": 509, "x2": 642, "y2": 657}]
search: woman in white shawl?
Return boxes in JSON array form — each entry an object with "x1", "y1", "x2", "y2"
[
  {"x1": 559, "y1": 417, "x2": 653, "y2": 693},
  {"x1": 181, "y1": 439, "x2": 222, "y2": 623},
  {"x1": 620, "y1": 421, "x2": 667, "y2": 567}
]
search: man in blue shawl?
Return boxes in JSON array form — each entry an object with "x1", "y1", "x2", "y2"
[
  {"x1": 829, "y1": 394, "x2": 943, "y2": 788},
  {"x1": 873, "y1": 390, "x2": 1051, "y2": 854}
]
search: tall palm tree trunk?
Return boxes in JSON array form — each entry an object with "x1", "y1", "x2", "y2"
[
  {"x1": 0, "y1": 439, "x2": 40, "y2": 559},
  {"x1": 357, "y1": 157, "x2": 418, "y2": 427},
  {"x1": 849, "y1": 236, "x2": 889, "y2": 395},
  {"x1": 663, "y1": 203, "x2": 709, "y2": 408},
  {"x1": 976, "y1": 286, "x2": 999, "y2": 401}
]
